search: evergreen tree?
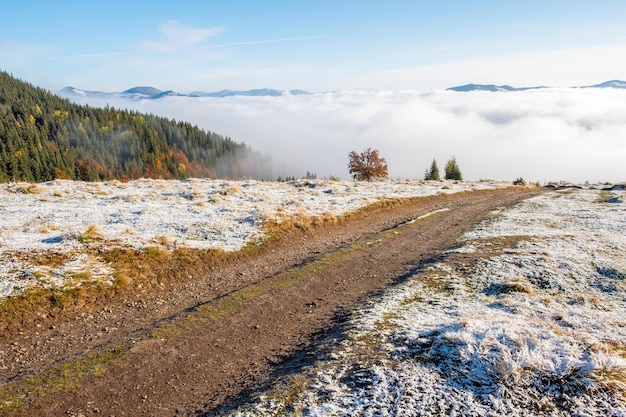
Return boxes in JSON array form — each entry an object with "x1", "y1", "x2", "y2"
[
  {"x1": 444, "y1": 156, "x2": 463, "y2": 181},
  {"x1": 424, "y1": 158, "x2": 440, "y2": 181},
  {"x1": 0, "y1": 70, "x2": 271, "y2": 182}
]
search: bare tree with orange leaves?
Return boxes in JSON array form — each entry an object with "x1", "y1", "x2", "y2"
[{"x1": 348, "y1": 147, "x2": 388, "y2": 181}]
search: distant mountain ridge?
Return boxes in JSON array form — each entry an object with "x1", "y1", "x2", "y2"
[
  {"x1": 447, "y1": 84, "x2": 542, "y2": 92},
  {"x1": 586, "y1": 80, "x2": 626, "y2": 89},
  {"x1": 447, "y1": 80, "x2": 626, "y2": 92},
  {"x1": 58, "y1": 86, "x2": 312, "y2": 100},
  {"x1": 58, "y1": 80, "x2": 626, "y2": 100}
]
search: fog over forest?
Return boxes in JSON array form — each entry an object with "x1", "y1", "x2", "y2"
[{"x1": 72, "y1": 88, "x2": 626, "y2": 183}]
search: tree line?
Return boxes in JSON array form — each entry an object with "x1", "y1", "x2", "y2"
[
  {"x1": 348, "y1": 147, "x2": 462, "y2": 181},
  {"x1": 0, "y1": 70, "x2": 271, "y2": 183}
]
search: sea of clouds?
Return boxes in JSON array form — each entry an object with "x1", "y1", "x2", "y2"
[{"x1": 73, "y1": 88, "x2": 626, "y2": 183}]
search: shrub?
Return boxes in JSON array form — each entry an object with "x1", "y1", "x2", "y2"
[
  {"x1": 76, "y1": 224, "x2": 102, "y2": 242},
  {"x1": 513, "y1": 177, "x2": 527, "y2": 186},
  {"x1": 8, "y1": 182, "x2": 43, "y2": 194}
]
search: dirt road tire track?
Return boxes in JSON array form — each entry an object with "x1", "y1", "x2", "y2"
[{"x1": 1, "y1": 187, "x2": 543, "y2": 416}]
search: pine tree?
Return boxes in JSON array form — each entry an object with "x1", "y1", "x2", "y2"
[
  {"x1": 0, "y1": 70, "x2": 272, "y2": 182},
  {"x1": 444, "y1": 156, "x2": 463, "y2": 181},
  {"x1": 424, "y1": 158, "x2": 440, "y2": 181}
]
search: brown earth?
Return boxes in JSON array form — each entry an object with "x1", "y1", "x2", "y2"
[{"x1": 0, "y1": 186, "x2": 544, "y2": 416}]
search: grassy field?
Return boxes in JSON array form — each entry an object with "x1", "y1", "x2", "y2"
[{"x1": 0, "y1": 178, "x2": 507, "y2": 300}]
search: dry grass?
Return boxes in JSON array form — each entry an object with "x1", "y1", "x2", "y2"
[
  {"x1": 311, "y1": 211, "x2": 338, "y2": 227},
  {"x1": 112, "y1": 271, "x2": 134, "y2": 288},
  {"x1": 500, "y1": 277, "x2": 535, "y2": 294},
  {"x1": 39, "y1": 224, "x2": 59, "y2": 234},
  {"x1": 554, "y1": 188, "x2": 578, "y2": 197},
  {"x1": 144, "y1": 245, "x2": 168, "y2": 258},
  {"x1": 218, "y1": 185, "x2": 243, "y2": 196},
  {"x1": 6, "y1": 251, "x2": 71, "y2": 269},
  {"x1": 257, "y1": 200, "x2": 375, "y2": 243},
  {"x1": 153, "y1": 235, "x2": 174, "y2": 247},
  {"x1": 592, "y1": 353, "x2": 626, "y2": 397},
  {"x1": 0, "y1": 280, "x2": 109, "y2": 331},
  {"x1": 268, "y1": 374, "x2": 311, "y2": 416},
  {"x1": 8, "y1": 182, "x2": 43, "y2": 194},
  {"x1": 208, "y1": 193, "x2": 221, "y2": 203},
  {"x1": 596, "y1": 191, "x2": 612, "y2": 202},
  {"x1": 0, "y1": 245, "x2": 229, "y2": 336},
  {"x1": 76, "y1": 224, "x2": 102, "y2": 242},
  {"x1": 259, "y1": 215, "x2": 309, "y2": 241}
]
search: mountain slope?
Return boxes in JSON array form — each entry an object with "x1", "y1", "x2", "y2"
[
  {"x1": 122, "y1": 86, "x2": 163, "y2": 96},
  {"x1": 447, "y1": 84, "x2": 544, "y2": 92},
  {"x1": 585, "y1": 80, "x2": 626, "y2": 89},
  {"x1": 0, "y1": 71, "x2": 270, "y2": 182}
]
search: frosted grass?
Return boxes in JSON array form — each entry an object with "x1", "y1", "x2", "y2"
[
  {"x1": 0, "y1": 178, "x2": 504, "y2": 298},
  {"x1": 230, "y1": 188, "x2": 626, "y2": 416}
]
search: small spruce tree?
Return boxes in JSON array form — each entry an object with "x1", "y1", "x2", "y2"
[
  {"x1": 444, "y1": 156, "x2": 463, "y2": 181},
  {"x1": 424, "y1": 158, "x2": 440, "y2": 181}
]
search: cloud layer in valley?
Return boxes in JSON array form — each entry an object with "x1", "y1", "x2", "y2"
[{"x1": 74, "y1": 87, "x2": 626, "y2": 183}]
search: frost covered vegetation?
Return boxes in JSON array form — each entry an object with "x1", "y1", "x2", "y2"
[
  {"x1": 230, "y1": 188, "x2": 626, "y2": 416},
  {"x1": 0, "y1": 178, "x2": 504, "y2": 299}
]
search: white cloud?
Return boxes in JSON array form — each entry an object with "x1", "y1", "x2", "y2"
[
  {"x1": 75, "y1": 88, "x2": 626, "y2": 184},
  {"x1": 141, "y1": 20, "x2": 225, "y2": 53}
]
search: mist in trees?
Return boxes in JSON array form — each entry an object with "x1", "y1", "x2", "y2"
[{"x1": 0, "y1": 71, "x2": 271, "y2": 182}]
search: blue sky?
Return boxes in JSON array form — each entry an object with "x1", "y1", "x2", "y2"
[
  {"x1": 2, "y1": 1, "x2": 626, "y2": 92},
  {"x1": 1, "y1": 1, "x2": 625, "y2": 182}
]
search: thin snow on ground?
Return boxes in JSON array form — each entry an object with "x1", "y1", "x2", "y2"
[
  {"x1": 230, "y1": 188, "x2": 626, "y2": 416},
  {"x1": 0, "y1": 178, "x2": 504, "y2": 299}
]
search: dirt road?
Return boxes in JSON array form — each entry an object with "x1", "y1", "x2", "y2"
[{"x1": 0, "y1": 187, "x2": 542, "y2": 416}]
